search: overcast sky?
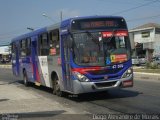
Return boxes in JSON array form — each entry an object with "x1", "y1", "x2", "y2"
[{"x1": 0, "y1": 0, "x2": 160, "y2": 45}]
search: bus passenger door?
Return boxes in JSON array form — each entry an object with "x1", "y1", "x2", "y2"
[
  {"x1": 62, "y1": 35, "x2": 73, "y2": 91},
  {"x1": 31, "y1": 37, "x2": 40, "y2": 84},
  {"x1": 12, "y1": 44, "x2": 20, "y2": 76}
]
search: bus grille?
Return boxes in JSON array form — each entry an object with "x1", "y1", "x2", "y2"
[{"x1": 95, "y1": 81, "x2": 117, "y2": 88}]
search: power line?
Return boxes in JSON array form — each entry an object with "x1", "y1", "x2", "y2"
[
  {"x1": 111, "y1": 0, "x2": 160, "y2": 15},
  {"x1": 0, "y1": 28, "x2": 25, "y2": 36},
  {"x1": 0, "y1": 26, "x2": 40, "y2": 40},
  {"x1": 127, "y1": 14, "x2": 160, "y2": 22},
  {"x1": 1, "y1": 12, "x2": 160, "y2": 41}
]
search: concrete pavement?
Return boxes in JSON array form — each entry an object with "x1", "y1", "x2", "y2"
[
  {"x1": 0, "y1": 80, "x2": 92, "y2": 120},
  {"x1": 0, "y1": 80, "x2": 85, "y2": 114},
  {"x1": 0, "y1": 68, "x2": 160, "y2": 120}
]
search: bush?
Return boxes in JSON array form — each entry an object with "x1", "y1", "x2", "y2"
[
  {"x1": 145, "y1": 62, "x2": 150, "y2": 69},
  {"x1": 150, "y1": 62, "x2": 158, "y2": 69},
  {"x1": 145, "y1": 62, "x2": 159, "y2": 69}
]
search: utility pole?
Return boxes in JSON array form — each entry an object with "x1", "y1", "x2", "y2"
[{"x1": 60, "y1": 11, "x2": 63, "y2": 22}]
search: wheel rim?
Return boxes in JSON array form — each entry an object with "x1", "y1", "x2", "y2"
[{"x1": 53, "y1": 81, "x2": 61, "y2": 96}]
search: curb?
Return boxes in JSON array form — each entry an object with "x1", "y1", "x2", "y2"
[
  {"x1": 0, "y1": 65, "x2": 12, "y2": 69},
  {"x1": 134, "y1": 72, "x2": 160, "y2": 76},
  {"x1": 134, "y1": 72, "x2": 160, "y2": 82}
]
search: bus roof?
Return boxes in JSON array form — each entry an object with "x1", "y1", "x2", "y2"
[
  {"x1": 60, "y1": 15, "x2": 125, "y2": 29},
  {"x1": 11, "y1": 15, "x2": 125, "y2": 43},
  {"x1": 62, "y1": 15, "x2": 124, "y2": 23},
  {"x1": 11, "y1": 27, "x2": 47, "y2": 43}
]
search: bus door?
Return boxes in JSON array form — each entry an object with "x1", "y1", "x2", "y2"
[
  {"x1": 12, "y1": 44, "x2": 20, "y2": 76},
  {"x1": 62, "y1": 35, "x2": 73, "y2": 91},
  {"x1": 31, "y1": 37, "x2": 41, "y2": 85}
]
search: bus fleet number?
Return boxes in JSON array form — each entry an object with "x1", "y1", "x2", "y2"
[{"x1": 112, "y1": 64, "x2": 123, "y2": 69}]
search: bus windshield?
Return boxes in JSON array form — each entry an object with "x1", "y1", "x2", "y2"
[{"x1": 72, "y1": 31, "x2": 131, "y2": 66}]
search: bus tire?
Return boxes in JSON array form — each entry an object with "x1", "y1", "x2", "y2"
[
  {"x1": 53, "y1": 78, "x2": 64, "y2": 97},
  {"x1": 23, "y1": 70, "x2": 29, "y2": 87}
]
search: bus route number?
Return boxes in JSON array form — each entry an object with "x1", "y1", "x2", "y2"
[{"x1": 112, "y1": 64, "x2": 123, "y2": 69}]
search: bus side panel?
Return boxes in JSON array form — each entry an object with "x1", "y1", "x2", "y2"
[
  {"x1": 21, "y1": 56, "x2": 34, "y2": 82},
  {"x1": 37, "y1": 56, "x2": 50, "y2": 87},
  {"x1": 47, "y1": 56, "x2": 63, "y2": 90},
  {"x1": 35, "y1": 56, "x2": 62, "y2": 89}
]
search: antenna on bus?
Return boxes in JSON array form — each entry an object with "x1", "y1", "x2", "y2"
[{"x1": 27, "y1": 27, "x2": 34, "y2": 31}]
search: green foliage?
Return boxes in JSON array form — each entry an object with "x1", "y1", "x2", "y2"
[
  {"x1": 145, "y1": 62, "x2": 150, "y2": 69},
  {"x1": 145, "y1": 62, "x2": 159, "y2": 69}
]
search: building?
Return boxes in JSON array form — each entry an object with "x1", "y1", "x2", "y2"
[
  {"x1": 0, "y1": 45, "x2": 11, "y2": 63},
  {"x1": 129, "y1": 23, "x2": 160, "y2": 61}
]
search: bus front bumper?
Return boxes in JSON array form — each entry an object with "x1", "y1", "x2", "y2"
[{"x1": 72, "y1": 75, "x2": 133, "y2": 94}]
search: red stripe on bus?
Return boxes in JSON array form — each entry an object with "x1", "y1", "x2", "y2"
[{"x1": 72, "y1": 67, "x2": 101, "y2": 74}]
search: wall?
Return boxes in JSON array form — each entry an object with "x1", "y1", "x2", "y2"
[
  {"x1": 129, "y1": 27, "x2": 160, "y2": 60},
  {"x1": 153, "y1": 34, "x2": 160, "y2": 56},
  {"x1": 0, "y1": 46, "x2": 10, "y2": 55},
  {"x1": 133, "y1": 29, "x2": 154, "y2": 43}
]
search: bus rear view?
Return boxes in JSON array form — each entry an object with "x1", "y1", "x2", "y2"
[{"x1": 67, "y1": 16, "x2": 133, "y2": 94}]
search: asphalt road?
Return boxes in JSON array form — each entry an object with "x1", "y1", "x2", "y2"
[{"x1": 0, "y1": 68, "x2": 160, "y2": 120}]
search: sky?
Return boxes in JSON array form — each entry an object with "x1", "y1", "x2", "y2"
[{"x1": 0, "y1": 0, "x2": 160, "y2": 45}]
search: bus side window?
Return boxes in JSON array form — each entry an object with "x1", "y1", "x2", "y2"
[
  {"x1": 26, "y1": 38, "x2": 31, "y2": 56},
  {"x1": 20, "y1": 39, "x2": 27, "y2": 57},
  {"x1": 11, "y1": 42, "x2": 16, "y2": 58},
  {"x1": 39, "y1": 33, "x2": 49, "y2": 56},
  {"x1": 49, "y1": 30, "x2": 60, "y2": 56}
]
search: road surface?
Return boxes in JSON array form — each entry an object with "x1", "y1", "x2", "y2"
[{"x1": 0, "y1": 68, "x2": 160, "y2": 120}]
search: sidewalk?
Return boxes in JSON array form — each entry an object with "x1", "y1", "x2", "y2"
[
  {"x1": 0, "y1": 80, "x2": 89, "y2": 115},
  {"x1": 133, "y1": 66, "x2": 160, "y2": 82},
  {"x1": 0, "y1": 64, "x2": 11, "y2": 69},
  {"x1": 134, "y1": 72, "x2": 160, "y2": 82}
]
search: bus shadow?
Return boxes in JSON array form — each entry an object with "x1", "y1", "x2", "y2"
[
  {"x1": 16, "y1": 80, "x2": 142, "y2": 102},
  {"x1": 17, "y1": 80, "x2": 53, "y2": 94},
  {"x1": 68, "y1": 89, "x2": 142, "y2": 102}
]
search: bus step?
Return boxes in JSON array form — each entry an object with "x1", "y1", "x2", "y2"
[{"x1": 35, "y1": 82, "x2": 41, "y2": 86}]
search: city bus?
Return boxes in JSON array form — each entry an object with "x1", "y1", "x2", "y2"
[{"x1": 11, "y1": 16, "x2": 133, "y2": 96}]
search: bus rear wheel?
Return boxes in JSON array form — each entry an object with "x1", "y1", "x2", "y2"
[{"x1": 23, "y1": 70, "x2": 29, "y2": 87}]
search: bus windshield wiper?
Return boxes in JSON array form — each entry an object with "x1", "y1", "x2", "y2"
[
  {"x1": 85, "y1": 31, "x2": 100, "y2": 50},
  {"x1": 107, "y1": 29, "x2": 116, "y2": 42},
  {"x1": 103, "y1": 29, "x2": 116, "y2": 65}
]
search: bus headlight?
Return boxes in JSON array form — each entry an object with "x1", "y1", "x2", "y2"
[
  {"x1": 73, "y1": 72, "x2": 90, "y2": 82},
  {"x1": 122, "y1": 67, "x2": 133, "y2": 78}
]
